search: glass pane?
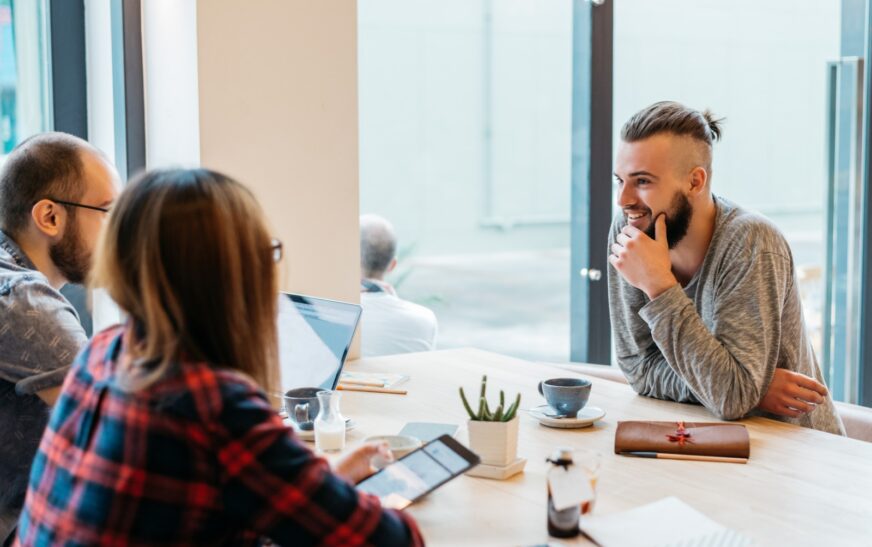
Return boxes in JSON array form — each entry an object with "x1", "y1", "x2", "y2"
[
  {"x1": 613, "y1": 0, "x2": 840, "y2": 368},
  {"x1": 0, "y1": 0, "x2": 51, "y2": 161},
  {"x1": 358, "y1": 0, "x2": 573, "y2": 362},
  {"x1": 1, "y1": 1, "x2": 91, "y2": 334}
]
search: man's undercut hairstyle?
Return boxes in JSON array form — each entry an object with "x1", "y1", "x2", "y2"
[
  {"x1": 0, "y1": 132, "x2": 88, "y2": 236},
  {"x1": 621, "y1": 101, "x2": 723, "y2": 146},
  {"x1": 621, "y1": 101, "x2": 724, "y2": 176},
  {"x1": 360, "y1": 214, "x2": 397, "y2": 278}
]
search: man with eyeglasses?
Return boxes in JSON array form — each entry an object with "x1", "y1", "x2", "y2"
[{"x1": 0, "y1": 132, "x2": 120, "y2": 544}]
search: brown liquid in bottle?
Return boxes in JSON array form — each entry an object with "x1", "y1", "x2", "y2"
[
  {"x1": 546, "y1": 449, "x2": 580, "y2": 538},
  {"x1": 547, "y1": 483, "x2": 580, "y2": 538}
]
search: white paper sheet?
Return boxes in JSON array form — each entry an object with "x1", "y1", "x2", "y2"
[
  {"x1": 580, "y1": 497, "x2": 752, "y2": 547},
  {"x1": 548, "y1": 466, "x2": 594, "y2": 511}
]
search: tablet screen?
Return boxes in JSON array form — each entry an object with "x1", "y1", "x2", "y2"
[{"x1": 357, "y1": 437, "x2": 479, "y2": 509}]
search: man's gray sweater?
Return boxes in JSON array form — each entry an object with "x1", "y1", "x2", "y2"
[{"x1": 608, "y1": 197, "x2": 844, "y2": 435}]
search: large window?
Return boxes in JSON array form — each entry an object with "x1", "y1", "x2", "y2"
[
  {"x1": 1, "y1": 0, "x2": 93, "y2": 334},
  {"x1": 360, "y1": 1, "x2": 872, "y2": 404},
  {"x1": 612, "y1": 0, "x2": 872, "y2": 403},
  {"x1": 614, "y1": 0, "x2": 840, "y2": 362},
  {"x1": 0, "y1": 0, "x2": 51, "y2": 160},
  {"x1": 359, "y1": 0, "x2": 575, "y2": 363}
]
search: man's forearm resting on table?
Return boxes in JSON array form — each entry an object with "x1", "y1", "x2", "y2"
[{"x1": 634, "y1": 285, "x2": 770, "y2": 420}]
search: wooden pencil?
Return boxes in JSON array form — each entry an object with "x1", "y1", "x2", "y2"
[
  {"x1": 337, "y1": 384, "x2": 407, "y2": 395},
  {"x1": 339, "y1": 378, "x2": 386, "y2": 387},
  {"x1": 624, "y1": 451, "x2": 748, "y2": 464}
]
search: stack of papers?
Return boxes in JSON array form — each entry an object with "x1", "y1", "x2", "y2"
[{"x1": 580, "y1": 497, "x2": 751, "y2": 546}]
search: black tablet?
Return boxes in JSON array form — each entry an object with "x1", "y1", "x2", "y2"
[{"x1": 356, "y1": 435, "x2": 480, "y2": 509}]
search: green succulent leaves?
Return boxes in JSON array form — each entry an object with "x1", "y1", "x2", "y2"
[{"x1": 459, "y1": 375, "x2": 521, "y2": 422}]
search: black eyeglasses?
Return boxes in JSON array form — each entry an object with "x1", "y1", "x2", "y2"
[
  {"x1": 271, "y1": 238, "x2": 283, "y2": 263},
  {"x1": 47, "y1": 198, "x2": 111, "y2": 214}
]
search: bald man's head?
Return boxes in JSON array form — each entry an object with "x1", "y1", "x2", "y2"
[
  {"x1": 360, "y1": 214, "x2": 397, "y2": 279},
  {"x1": 0, "y1": 132, "x2": 102, "y2": 236}
]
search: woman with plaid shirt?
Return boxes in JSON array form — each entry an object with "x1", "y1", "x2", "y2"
[{"x1": 14, "y1": 169, "x2": 423, "y2": 546}]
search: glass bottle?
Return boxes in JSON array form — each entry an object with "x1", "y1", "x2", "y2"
[
  {"x1": 546, "y1": 448, "x2": 579, "y2": 538},
  {"x1": 314, "y1": 390, "x2": 346, "y2": 453}
]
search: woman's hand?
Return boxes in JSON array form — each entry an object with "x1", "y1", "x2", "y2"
[{"x1": 334, "y1": 441, "x2": 392, "y2": 484}]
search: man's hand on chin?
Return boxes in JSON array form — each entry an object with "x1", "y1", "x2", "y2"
[{"x1": 609, "y1": 213, "x2": 678, "y2": 300}]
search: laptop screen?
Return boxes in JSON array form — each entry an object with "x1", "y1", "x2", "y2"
[{"x1": 278, "y1": 293, "x2": 362, "y2": 392}]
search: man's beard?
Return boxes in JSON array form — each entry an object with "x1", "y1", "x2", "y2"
[
  {"x1": 642, "y1": 191, "x2": 693, "y2": 249},
  {"x1": 49, "y1": 218, "x2": 90, "y2": 284}
]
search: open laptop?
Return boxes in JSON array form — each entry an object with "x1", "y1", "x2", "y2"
[{"x1": 278, "y1": 293, "x2": 362, "y2": 391}]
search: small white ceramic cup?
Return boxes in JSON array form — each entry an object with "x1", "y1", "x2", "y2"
[{"x1": 364, "y1": 434, "x2": 423, "y2": 469}]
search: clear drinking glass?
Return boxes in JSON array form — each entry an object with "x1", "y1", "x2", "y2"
[
  {"x1": 576, "y1": 449, "x2": 602, "y2": 515},
  {"x1": 314, "y1": 390, "x2": 346, "y2": 453}
]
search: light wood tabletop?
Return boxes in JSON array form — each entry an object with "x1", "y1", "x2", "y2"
[{"x1": 333, "y1": 348, "x2": 872, "y2": 546}]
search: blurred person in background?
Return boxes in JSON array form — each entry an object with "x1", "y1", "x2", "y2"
[{"x1": 360, "y1": 214, "x2": 437, "y2": 357}]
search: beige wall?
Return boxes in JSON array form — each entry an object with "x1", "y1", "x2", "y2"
[{"x1": 196, "y1": 1, "x2": 361, "y2": 352}]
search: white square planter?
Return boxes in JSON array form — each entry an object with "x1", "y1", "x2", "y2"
[{"x1": 467, "y1": 416, "x2": 519, "y2": 467}]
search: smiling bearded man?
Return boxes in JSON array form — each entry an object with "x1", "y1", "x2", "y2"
[{"x1": 607, "y1": 101, "x2": 843, "y2": 435}]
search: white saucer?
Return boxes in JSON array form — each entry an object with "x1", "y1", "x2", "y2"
[
  {"x1": 284, "y1": 418, "x2": 357, "y2": 441},
  {"x1": 528, "y1": 405, "x2": 605, "y2": 429}
]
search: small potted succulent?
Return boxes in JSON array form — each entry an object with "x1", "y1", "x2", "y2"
[{"x1": 460, "y1": 375, "x2": 521, "y2": 467}]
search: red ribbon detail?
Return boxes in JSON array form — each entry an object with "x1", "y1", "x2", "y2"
[{"x1": 666, "y1": 421, "x2": 693, "y2": 447}]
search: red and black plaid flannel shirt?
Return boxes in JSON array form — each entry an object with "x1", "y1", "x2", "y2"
[{"x1": 15, "y1": 326, "x2": 423, "y2": 546}]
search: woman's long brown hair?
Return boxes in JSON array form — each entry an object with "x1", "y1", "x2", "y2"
[{"x1": 91, "y1": 168, "x2": 278, "y2": 393}]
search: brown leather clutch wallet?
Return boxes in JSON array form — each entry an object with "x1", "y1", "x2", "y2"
[{"x1": 614, "y1": 421, "x2": 751, "y2": 459}]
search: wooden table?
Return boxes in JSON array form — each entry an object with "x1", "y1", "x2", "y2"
[{"x1": 335, "y1": 349, "x2": 872, "y2": 546}]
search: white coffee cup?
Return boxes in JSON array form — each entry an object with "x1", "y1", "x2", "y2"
[{"x1": 364, "y1": 434, "x2": 423, "y2": 469}]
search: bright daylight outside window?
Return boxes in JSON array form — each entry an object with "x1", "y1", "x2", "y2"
[
  {"x1": 359, "y1": 0, "x2": 574, "y2": 363},
  {"x1": 0, "y1": 0, "x2": 51, "y2": 163}
]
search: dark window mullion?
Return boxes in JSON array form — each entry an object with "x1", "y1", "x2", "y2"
[
  {"x1": 570, "y1": 0, "x2": 612, "y2": 365},
  {"x1": 49, "y1": 0, "x2": 91, "y2": 335}
]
